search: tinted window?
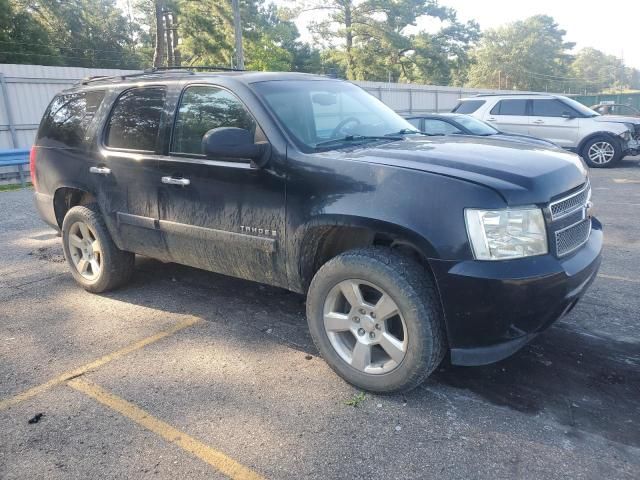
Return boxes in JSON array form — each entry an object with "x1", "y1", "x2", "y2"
[
  {"x1": 406, "y1": 118, "x2": 422, "y2": 129},
  {"x1": 423, "y1": 119, "x2": 462, "y2": 135},
  {"x1": 452, "y1": 100, "x2": 485, "y2": 114},
  {"x1": 106, "y1": 87, "x2": 166, "y2": 151},
  {"x1": 532, "y1": 99, "x2": 574, "y2": 117},
  {"x1": 38, "y1": 91, "x2": 106, "y2": 147},
  {"x1": 454, "y1": 116, "x2": 499, "y2": 135},
  {"x1": 490, "y1": 99, "x2": 528, "y2": 116},
  {"x1": 172, "y1": 86, "x2": 256, "y2": 155}
]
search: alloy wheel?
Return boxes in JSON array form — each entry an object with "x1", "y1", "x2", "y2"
[
  {"x1": 323, "y1": 279, "x2": 408, "y2": 374},
  {"x1": 587, "y1": 141, "x2": 615, "y2": 165},
  {"x1": 67, "y1": 221, "x2": 102, "y2": 281}
]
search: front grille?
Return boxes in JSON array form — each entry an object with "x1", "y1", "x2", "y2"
[
  {"x1": 549, "y1": 182, "x2": 590, "y2": 220},
  {"x1": 555, "y1": 218, "x2": 591, "y2": 257}
]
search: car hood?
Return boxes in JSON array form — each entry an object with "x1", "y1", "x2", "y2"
[
  {"x1": 329, "y1": 135, "x2": 587, "y2": 205},
  {"x1": 594, "y1": 115, "x2": 640, "y2": 126},
  {"x1": 493, "y1": 132, "x2": 558, "y2": 147}
]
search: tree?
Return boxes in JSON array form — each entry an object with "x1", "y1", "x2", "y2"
[
  {"x1": 570, "y1": 48, "x2": 625, "y2": 93},
  {"x1": 0, "y1": 0, "x2": 61, "y2": 65},
  {"x1": 302, "y1": 0, "x2": 478, "y2": 83},
  {"x1": 13, "y1": 0, "x2": 142, "y2": 68},
  {"x1": 466, "y1": 15, "x2": 574, "y2": 91}
]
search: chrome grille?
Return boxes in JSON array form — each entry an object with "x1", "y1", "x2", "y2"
[
  {"x1": 555, "y1": 218, "x2": 591, "y2": 257},
  {"x1": 549, "y1": 182, "x2": 590, "y2": 220}
]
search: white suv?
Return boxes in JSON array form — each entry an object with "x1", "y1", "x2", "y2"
[{"x1": 453, "y1": 94, "x2": 640, "y2": 167}]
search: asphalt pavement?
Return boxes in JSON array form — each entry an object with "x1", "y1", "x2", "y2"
[{"x1": 1, "y1": 158, "x2": 639, "y2": 479}]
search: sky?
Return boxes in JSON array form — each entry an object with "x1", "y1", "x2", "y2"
[{"x1": 282, "y1": 0, "x2": 640, "y2": 69}]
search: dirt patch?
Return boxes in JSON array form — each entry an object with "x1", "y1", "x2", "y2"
[{"x1": 29, "y1": 245, "x2": 65, "y2": 263}]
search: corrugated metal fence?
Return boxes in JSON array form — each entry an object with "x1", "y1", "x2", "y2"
[
  {"x1": 0, "y1": 63, "x2": 522, "y2": 149},
  {"x1": 0, "y1": 64, "x2": 141, "y2": 149}
]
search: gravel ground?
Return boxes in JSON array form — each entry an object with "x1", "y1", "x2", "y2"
[{"x1": 1, "y1": 158, "x2": 639, "y2": 479}]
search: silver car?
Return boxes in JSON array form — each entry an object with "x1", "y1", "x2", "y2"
[{"x1": 454, "y1": 94, "x2": 640, "y2": 167}]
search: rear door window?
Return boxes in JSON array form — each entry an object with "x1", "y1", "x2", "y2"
[
  {"x1": 490, "y1": 99, "x2": 528, "y2": 116},
  {"x1": 452, "y1": 100, "x2": 485, "y2": 114},
  {"x1": 423, "y1": 119, "x2": 462, "y2": 135},
  {"x1": 105, "y1": 87, "x2": 166, "y2": 151},
  {"x1": 406, "y1": 118, "x2": 422, "y2": 129},
  {"x1": 38, "y1": 90, "x2": 106, "y2": 147},
  {"x1": 532, "y1": 99, "x2": 575, "y2": 117}
]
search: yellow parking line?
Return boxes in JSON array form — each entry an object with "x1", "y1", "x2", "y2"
[
  {"x1": 599, "y1": 274, "x2": 640, "y2": 284},
  {"x1": 0, "y1": 317, "x2": 201, "y2": 411},
  {"x1": 68, "y1": 378, "x2": 264, "y2": 480}
]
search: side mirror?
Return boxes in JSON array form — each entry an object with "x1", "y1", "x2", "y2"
[{"x1": 202, "y1": 127, "x2": 270, "y2": 167}]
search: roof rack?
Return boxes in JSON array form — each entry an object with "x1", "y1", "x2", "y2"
[
  {"x1": 77, "y1": 65, "x2": 246, "y2": 86},
  {"x1": 471, "y1": 92, "x2": 551, "y2": 97},
  {"x1": 151, "y1": 65, "x2": 246, "y2": 72}
]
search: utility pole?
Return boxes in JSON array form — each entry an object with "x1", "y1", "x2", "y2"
[{"x1": 231, "y1": 0, "x2": 245, "y2": 70}]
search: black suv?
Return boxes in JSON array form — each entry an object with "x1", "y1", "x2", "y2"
[{"x1": 31, "y1": 70, "x2": 602, "y2": 392}]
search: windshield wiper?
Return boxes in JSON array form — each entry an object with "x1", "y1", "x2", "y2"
[
  {"x1": 314, "y1": 134, "x2": 402, "y2": 149},
  {"x1": 386, "y1": 128, "x2": 421, "y2": 135}
]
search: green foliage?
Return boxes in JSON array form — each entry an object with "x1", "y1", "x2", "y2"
[
  {"x1": 305, "y1": 0, "x2": 478, "y2": 83},
  {"x1": 345, "y1": 391, "x2": 366, "y2": 407},
  {"x1": 466, "y1": 15, "x2": 574, "y2": 91},
  {"x1": 3, "y1": 0, "x2": 142, "y2": 67},
  {"x1": 0, "y1": 0, "x2": 636, "y2": 95}
]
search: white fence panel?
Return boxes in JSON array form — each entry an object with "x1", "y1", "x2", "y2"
[{"x1": 0, "y1": 64, "x2": 533, "y2": 149}]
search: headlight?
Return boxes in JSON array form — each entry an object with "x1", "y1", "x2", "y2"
[
  {"x1": 465, "y1": 207, "x2": 548, "y2": 260},
  {"x1": 620, "y1": 130, "x2": 632, "y2": 142}
]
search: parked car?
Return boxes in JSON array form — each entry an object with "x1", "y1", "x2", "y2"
[
  {"x1": 31, "y1": 71, "x2": 602, "y2": 393},
  {"x1": 405, "y1": 113, "x2": 558, "y2": 148},
  {"x1": 591, "y1": 103, "x2": 640, "y2": 117},
  {"x1": 453, "y1": 93, "x2": 640, "y2": 167}
]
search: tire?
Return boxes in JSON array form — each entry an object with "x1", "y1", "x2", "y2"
[
  {"x1": 61, "y1": 203, "x2": 134, "y2": 293},
  {"x1": 581, "y1": 136, "x2": 623, "y2": 168},
  {"x1": 306, "y1": 247, "x2": 446, "y2": 393}
]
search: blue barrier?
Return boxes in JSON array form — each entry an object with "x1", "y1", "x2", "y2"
[{"x1": 0, "y1": 149, "x2": 30, "y2": 186}]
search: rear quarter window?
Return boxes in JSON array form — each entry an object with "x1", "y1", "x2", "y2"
[
  {"x1": 37, "y1": 90, "x2": 106, "y2": 147},
  {"x1": 452, "y1": 100, "x2": 485, "y2": 114}
]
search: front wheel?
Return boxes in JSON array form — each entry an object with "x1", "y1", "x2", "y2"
[
  {"x1": 581, "y1": 136, "x2": 622, "y2": 168},
  {"x1": 306, "y1": 247, "x2": 446, "y2": 393}
]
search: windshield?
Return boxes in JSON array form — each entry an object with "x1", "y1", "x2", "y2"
[
  {"x1": 559, "y1": 97, "x2": 599, "y2": 117},
  {"x1": 453, "y1": 115, "x2": 499, "y2": 135},
  {"x1": 252, "y1": 80, "x2": 418, "y2": 151}
]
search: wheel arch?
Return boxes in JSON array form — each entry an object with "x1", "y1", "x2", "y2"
[
  {"x1": 577, "y1": 131, "x2": 622, "y2": 155},
  {"x1": 293, "y1": 215, "x2": 439, "y2": 294},
  {"x1": 53, "y1": 185, "x2": 97, "y2": 228}
]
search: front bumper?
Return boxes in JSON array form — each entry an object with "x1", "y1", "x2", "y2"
[
  {"x1": 623, "y1": 137, "x2": 640, "y2": 156},
  {"x1": 430, "y1": 217, "x2": 603, "y2": 366}
]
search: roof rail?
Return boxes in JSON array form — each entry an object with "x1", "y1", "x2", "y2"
[
  {"x1": 77, "y1": 65, "x2": 246, "y2": 86},
  {"x1": 150, "y1": 65, "x2": 246, "y2": 73},
  {"x1": 471, "y1": 92, "x2": 551, "y2": 97}
]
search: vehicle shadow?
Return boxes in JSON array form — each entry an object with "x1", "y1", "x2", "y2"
[
  {"x1": 104, "y1": 256, "x2": 640, "y2": 449},
  {"x1": 433, "y1": 328, "x2": 640, "y2": 448}
]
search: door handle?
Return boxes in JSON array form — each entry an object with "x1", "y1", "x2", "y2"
[
  {"x1": 487, "y1": 117, "x2": 497, "y2": 122},
  {"x1": 161, "y1": 176, "x2": 190, "y2": 186},
  {"x1": 89, "y1": 166, "x2": 111, "y2": 175},
  {"x1": 532, "y1": 119, "x2": 545, "y2": 124}
]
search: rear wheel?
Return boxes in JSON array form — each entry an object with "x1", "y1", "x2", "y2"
[
  {"x1": 306, "y1": 247, "x2": 446, "y2": 393},
  {"x1": 581, "y1": 136, "x2": 622, "y2": 168},
  {"x1": 61, "y1": 204, "x2": 134, "y2": 293}
]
